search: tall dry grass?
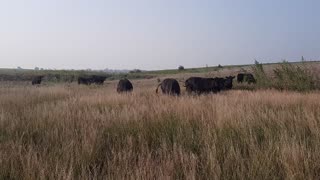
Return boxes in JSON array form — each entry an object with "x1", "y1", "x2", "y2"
[{"x1": 0, "y1": 83, "x2": 320, "y2": 179}]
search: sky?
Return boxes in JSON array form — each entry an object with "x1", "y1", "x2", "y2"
[{"x1": 0, "y1": 0, "x2": 319, "y2": 70}]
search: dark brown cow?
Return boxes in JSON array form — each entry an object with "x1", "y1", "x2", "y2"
[
  {"x1": 156, "y1": 78, "x2": 180, "y2": 96},
  {"x1": 32, "y1": 76, "x2": 44, "y2": 85},
  {"x1": 117, "y1": 78, "x2": 133, "y2": 93},
  {"x1": 237, "y1": 73, "x2": 256, "y2": 84},
  {"x1": 184, "y1": 77, "x2": 220, "y2": 94},
  {"x1": 223, "y1": 76, "x2": 235, "y2": 90},
  {"x1": 78, "y1": 75, "x2": 107, "y2": 85}
]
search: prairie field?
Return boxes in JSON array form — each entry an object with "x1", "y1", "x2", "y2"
[{"x1": 1, "y1": 80, "x2": 320, "y2": 180}]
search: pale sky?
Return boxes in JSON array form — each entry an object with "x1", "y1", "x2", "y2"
[{"x1": 0, "y1": 0, "x2": 319, "y2": 70}]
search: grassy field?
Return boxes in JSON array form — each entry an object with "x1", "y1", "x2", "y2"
[
  {"x1": 139, "y1": 60, "x2": 320, "y2": 76},
  {"x1": 2, "y1": 61, "x2": 319, "y2": 83},
  {"x1": 1, "y1": 80, "x2": 320, "y2": 179}
]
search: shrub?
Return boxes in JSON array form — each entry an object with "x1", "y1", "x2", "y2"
[
  {"x1": 178, "y1": 65, "x2": 185, "y2": 71},
  {"x1": 252, "y1": 60, "x2": 272, "y2": 88},
  {"x1": 273, "y1": 61, "x2": 316, "y2": 91},
  {"x1": 130, "y1": 69, "x2": 142, "y2": 73},
  {"x1": 252, "y1": 60, "x2": 318, "y2": 91}
]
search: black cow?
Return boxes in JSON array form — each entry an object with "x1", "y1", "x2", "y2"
[
  {"x1": 213, "y1": 77, "x2": 226, "y2": 91},
  {"x1": 78, "y1": 75, "x2": 107, "y2": 85},
  {"x1": 117, "y1": 79, "x2": 133, "y2": 93},
  {"x1": 32, "y1": 76, "x2": 44, "y2": 85},
  {"x1": 156, "y1": 78, "x2": 180, "y2": 96},
  {"x1": 185, "y1": 77, "x2": 220, "y2": 94},
  {"x1": 237, "y1": 73, "x2": 256, "y2": 84},
  {"x1": 245, "y1": 74, "x2": 256, "y2": 84},
  {"x1": 223, "y1": 76, "x2": 235, "y2": 90},
  {"x1": 237, "y1": 73, "x2": 244, "y2": 83},
  {"x1": 92, "y1": 75, "x2": 107, "y2": 85},
  {"x1": 78, "y1": 76, "x2": 93, "y2": 85}
]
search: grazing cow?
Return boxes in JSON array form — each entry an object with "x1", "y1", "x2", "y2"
[
  {"x1": 32, "y1": 76, "x2": 44, "y2": 85},
  {"x1": 213, "y1": 77, "x2": 226, "y2": 91},
  {"x1": 237, "y1": 73, "x2": 256, "y2": 84},
  {"x1": 78, "y1": 76, "x2": 93, "y2": 85},
  {"x1": 156, "y1": 78, "x2": 180, "y2": 96},
  {"x1": 245, "y1": 74, "x2": 256, "y2": 84},
  {"x1": 185, "y1": 77, "x2": 220, "y2": 94},
  {"x1": 78, "y1": 75, "x2": 107, "y2": 85},
  {"x1": 223, "y1": 76, "x2": 235, "y2": 90},
  {"x1": 92, "y1": 75, "x2": 107, "y2": 85},
  {"x1": 117, "y1": 78, "x2": 133, "y2": 93},
  {"x1": 237, "y1": 73, "x2": 245, "y2": 83}
]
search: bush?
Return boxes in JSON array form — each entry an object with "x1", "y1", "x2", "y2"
[
  {"x1": 273, "y1": 61, "x2": 316, "y2": 91},
  {"x1": 252, "y1": 60, "x2": 318, "y2": 91},
  {"x1": 252, "y1": 60, "x2": 272, "y2": 88},
  {"x1": 130, "y1": 69, "x2": 142, "y2": 73},
  {"x1": 178, "y1": 65, "x2": 185, "y2": 71}
]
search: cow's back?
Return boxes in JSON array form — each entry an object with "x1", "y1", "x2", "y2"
[
  {"x1": 117, "y1": 79, "x2": 133, "y2": 93},
  {"x1": 161, "y1": 78, "x2": 180, "y2": 95}
]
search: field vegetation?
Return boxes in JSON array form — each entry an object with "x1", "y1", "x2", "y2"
[
  {"x1": 252, "y1": 60, "x2": 319, "y2": 91},
  {"x1": 0, "y1": 68, "x2": 154, "y2": 83},
  {"x1": 0, "y1": 61, "x2": 320, "y2": 179},
  {"x1": 1, "y1": 80, "x2": 320, "y2": 179}
]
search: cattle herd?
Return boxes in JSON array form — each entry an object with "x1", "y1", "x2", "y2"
[{"x1": 30, "y1": 73, "x2": 256, "y2": 95}]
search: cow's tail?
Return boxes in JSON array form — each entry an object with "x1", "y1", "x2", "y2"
[{"x1": 156, "y1": 83, "x2": 162, "y2": 94}]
